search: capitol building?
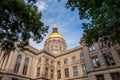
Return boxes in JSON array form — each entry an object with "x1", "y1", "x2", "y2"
[{"x1": 0, "y1": 25, "x2": 120, "y2": 80}]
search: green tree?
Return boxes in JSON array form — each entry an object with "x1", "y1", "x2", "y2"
[
  {"x1": 65, "y1": 0, "x2": 120, "y2": 46},
  {"x1": 0, "y1": 0, "x2": 48, "y2": 51}
]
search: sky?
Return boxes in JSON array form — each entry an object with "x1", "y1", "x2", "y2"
[{"x1": 29, "y1": 0, "x2": 88, "y2": 50}]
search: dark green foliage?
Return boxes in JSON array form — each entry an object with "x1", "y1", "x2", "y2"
[
  {"x1": 0, "y1": 0, "x2": 48, "y2": 51},
  {"x1": 65, "y1": 0, "x2": 120, "y2": 46}
]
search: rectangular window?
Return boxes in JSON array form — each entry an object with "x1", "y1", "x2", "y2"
[
  {"x1": 96, "y1": 75, "x2": 105, "y2": 80},
  {"x1": 57, "y1": 61, "x2": 61, "y2": 66},
  {"x1": 64, "y1": 58, "x2": 68, "y2": 64},
  {"x1": 51, "y1": 69, "x2": 54, "y2": 79},
  {"x1": 89, "y1": 45, "x2": 96, "y2": 51},
  {"x1": 36, "y1": 67, "x2": 40, "y2": 77},
  {"x1": 38, "y1": 58, "x2": 41, "y2": 64},
  {"x1": 111, "y1": 72, "x2": 120, "y2": 80},
  {"x1": 103, "y1": 52, "x2": 115, "y2": 66},
  {"x1": 80, "y1": 54, "x2": 84, "y2": 60},
  {"x1": 64, "y1": 68, "x2": 69, "y2": 78},
  {"x1": 72, "y1": 56, "x2": 76, "y2": 62},
  {"x1": 73, "y1": 66, "x2": 78, "y2": 76},
  {"x1": 51, "y1": 60, "x2": 54, "y2": 65},
  {"x1": 45, "y1": 67, "x2": 48, "y2": 77},
  {"x1": 92, "y1": 56, "x2": 101, "y2": 68},
  {"x1": 46, "y1": 58, "x2": 49, "y2": 64},
  {"x1": 82, "y1": 64, "x2": 87, "y2": 75},
  {"x1": 57, "y1": 70, "x2": 61, "y2": 79}
]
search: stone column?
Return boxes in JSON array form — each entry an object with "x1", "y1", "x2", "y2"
[
  {"x1": 83, "y1": 46, "x2": 94, "y2": 71},
  {"x1": 0, "y1": 51, "x2": 4, "y2": 61},
  {"x1": 40, "y1": 56, "x2": 45, "y2": 77},
  {"x1": 104, "y1": 73, "x2": 112, "y2": 80},
  {"x1": 5, "y1": 51, "x2": 14, "y2": 71},
  {"x1": 27, "y1": 57, "x2": 32, "y2": 77},
  {"x1": 2, "y1": 54, "x2": 8, "y2": 70},
  {"x1": 54, "y1": 61, "x2": 57, "y2": 80},
  {"x1": 18, "y1": 54, "x2": 25, "y2": 75},
  {"x1": 95, "y1": 43, "x2": 107, "y2": 68},
  {"x1": 8, "y1": 50, "x2": 18, "y2": 73},
  {"x1": 111, "y1": 47, "x2": 120, "y2": 65},
  {"x1": 88, "y1": 74, "x2": 96, "y2": 80},
  {"x1": 0, "y1": 51, "x2": 5, "y2": 68}
]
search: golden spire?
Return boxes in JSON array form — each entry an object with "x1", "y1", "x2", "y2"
[{"x1": 47, "y1": 25, "x2": 64, "y2": 39}]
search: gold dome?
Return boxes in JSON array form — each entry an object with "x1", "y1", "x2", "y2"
[
  {"x1": 47, "y1": 32, "x2": 63, "y2": 39},
  {"x1": 47, "y1": 26, "x2": 64, "y2": 39}
]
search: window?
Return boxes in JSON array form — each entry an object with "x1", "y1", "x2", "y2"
[
  {"x1": 38, "y1": 58, "x2": 41, "y2": 64},
  {"x1": 64, "y1": 68, "x2": 69, "y2": 78},
  {"x1": 82, "y1": 64, "x2": 87, "y2": 75},
  {"x1": 0, "y1": 77, "x2": 2, "y2": 80},
  {"x1": 57, "y1": 61, "x2": 61, "y2": 66},
  {"x1": 57, "y1": 70, "x2": 61, "y2": 79},
  {"x1": 45, "y1": 67, "x2": 48, "y2": 77},
  {"x1": 92, "y1": 56, "x2": 100, "y2": 68},
  {"x1": 73, "y1": 66, "x2": 78, "y2": 76},
  {"x1": 14, "y1": 54, "x2": 22, "y2": 73},
  {"x1": 12, "y1": 78, "x2": 18, "y2": 80},
  {"x1": 72, "y1": 56, "x2": 76, "y2": 62},
  {"x1": 99, "y1": 41, "x2": 107, "y2": 48},
  {"x1": 103, "y1": 52, "x2": 115, "y2": 66},
  {"x1": 96, "y1": 75, "x2": 105, "y2": 80},
  {"x1": 51, "y1": 60, "x2": 54, "y2": 65},
  {"x1": 64, "y1": 58, "x2": 68, "y2": 64},
  {"x1": 36, "y1": 67, "x2": 40, "y2": 77},
  {"x1": 23, "y1": 57, "x2": 29, "y2": 75},
  {"x1": 80, "y1": 54, "x2": 84, "y2": 60},
  {"x1": 89, "y1": 45, "x2": 96, "y2": 51},
  {"x1": 117, "y1": 49, "x2": 120, "y2": 58},
  {"x1": 111, "y1": 72, "x2": 120, "y2": 80},
  {"x1": 46, "y1": 58, "x2": 49, "y2": 64},
  {"x1": 51, "y1": 69, "x2": 54, "y2": 79}
]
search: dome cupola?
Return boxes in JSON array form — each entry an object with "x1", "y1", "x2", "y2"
[
  {"x1": 44, "y1": 25, "x2": 67, "y2": 54},
  {"x1": 47, "y1": 25, "x2": 64, "y2": 39}
]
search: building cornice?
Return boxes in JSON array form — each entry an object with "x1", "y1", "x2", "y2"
[{"x1": 56, "y1": 46, "x2": 82, "y2": 57}]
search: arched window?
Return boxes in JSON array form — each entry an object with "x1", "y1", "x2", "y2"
[
  {"x1": 22, "y1": 57, "x2": 29, "y2": 75},
  {"x1": 14, "y1": 54, "x2": 22, "y2": 73}
]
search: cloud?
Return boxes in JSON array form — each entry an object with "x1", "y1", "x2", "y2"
[
  {"x1": 36, "y1": 1, "x2": 48, "y2": 11},
  {"x1": 29, "y1": 0, "x2": 86, "y2": 50}
]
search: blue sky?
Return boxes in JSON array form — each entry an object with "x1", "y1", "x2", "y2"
[{"x1": 29, "y1": 0, "x2": 88, "y2": 50}]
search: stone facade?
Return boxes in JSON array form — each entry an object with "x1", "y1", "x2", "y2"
[{"x1": 0, "y1": 26, "x2": 120, "y2": 80}]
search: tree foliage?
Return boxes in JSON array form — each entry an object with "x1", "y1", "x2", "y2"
[
  {"x1": 65, "y1": 0, "x2": 120, "y2": 46},
  {"x1": 0, "y1": 0, "x2": 48, "y2": 51}
]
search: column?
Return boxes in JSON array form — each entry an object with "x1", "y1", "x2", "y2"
[
  {"x1": 18, "y1": 54, "x2": 25, "y2": 75},
  {"x1": 111, "y1": 47, "x2": 120, "y2": 65},
  {"x1": 27, "y1": 57, "x2": 32, "y2": 76},
  {"x1": 8, "y1": 50, "x2": 18, "y2": 73},
  {"x1": 5, "y1": 51, "x2": 14, "y2": 71},
  {"x1": 1, "y1": 54, "x2": 8, "y2": 70},
  {"x1": 0, "y1": 51, "x2": 4, "y2": 61},
  {"x1": 48, "y1": 68, "x2": 50, "y2": 79},
  {"x1": 104, "y1": 73, "x2": 112, "y2": 80},
  {"x1": 83, "y1": 46, "x2": 94, "y2": 71},
  {"x1": 88, "y1": 74, "x2": 97, "y2": 80},
  {"x1": 69, "y1": 66, "x2": 73, "y2": 78},
  {"x1": 0, "y1": 51, "x2": 5, "y2": 68},
  {"x1": 54, "y1": 61, "x2": 57, "y2": 80},
  {"x1": 40, "y1": 56, "x2": 45, "y2": 77},
  {"x1": 95, "y1": 43, "x2": 107, "y2": 68}
]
